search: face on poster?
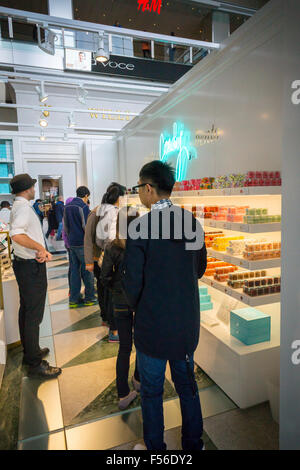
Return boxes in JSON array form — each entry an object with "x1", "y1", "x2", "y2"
[{"x1": 65, "y1": 49, "x2": 92, "y2": 71}]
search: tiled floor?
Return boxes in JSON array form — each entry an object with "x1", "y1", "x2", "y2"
[{"x1": 16, "y1": 254, "x2": 239, "y2": 450}]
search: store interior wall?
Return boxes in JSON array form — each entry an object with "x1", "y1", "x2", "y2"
[{"x1": 117, "y1": 0, "x2": 283, "y2": 187}]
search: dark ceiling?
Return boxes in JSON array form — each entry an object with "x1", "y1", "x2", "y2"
[{"x1": 0, "y1": 0, "x2": 270, "y2": 41}]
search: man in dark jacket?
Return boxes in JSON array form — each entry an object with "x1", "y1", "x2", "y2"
[
  {"x1": 122, "y1": 161, "x2": 207, "y2": 451},
  {"x1": 64, "y1": 186, "x2": 96, "y2": 308},
  {"x1": 55, "y1": 196, "x2": 64, "y2": 240}
]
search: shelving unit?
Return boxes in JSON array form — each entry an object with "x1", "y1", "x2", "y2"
[
  {"x1": 206, "y1": 247, "x2": 281, "y2": 270},
  {"x1": 204, "y1": 219, "x2": 281, "y2": 233}
]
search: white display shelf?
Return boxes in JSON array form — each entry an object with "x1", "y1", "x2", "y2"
[
  {"x1": 171, "y1": 186, "x2": 281, "y2": 197},
  {"x1": 124, "y1": 186, "x2": 282, "y2": 199},
  {"x1": 201, "y1": 276, "x2": 281, "y2": 306},
  {"x1": 194, "y1": 298, "x2": 280, "y2": 408},
  {"x1": 204, "y1": 219, "x2": 281, "y2": 233},
  {"x1": 207, "y1": 247, "x2": 281, "y2": 270}
]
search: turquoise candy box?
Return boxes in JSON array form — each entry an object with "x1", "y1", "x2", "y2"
[
  {"x1": 230, "y1": 307, "x2": 271, "y2": 345},
  {"x1": 199, "y1": 286, "x2": 213, "y2": 311}
]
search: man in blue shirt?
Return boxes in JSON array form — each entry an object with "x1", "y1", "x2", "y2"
[{"x1": 64, "y1": 186, "x2": 96, "y2": 308}]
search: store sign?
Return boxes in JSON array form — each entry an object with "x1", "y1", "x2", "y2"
[
  {"x1": 91, "y1": 55, "x2": 192, "y2": 83},
  {"x1": 137, "y1": 0, "x2": 162, "y2": 14},
  {"x1": 159, "y1": 122, "x2": 197, "y2": 182}
]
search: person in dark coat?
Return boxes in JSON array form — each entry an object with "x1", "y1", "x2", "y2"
[
  {"x1": 45, "y1": 200, "x2": 58, "y2": 239},
  {"x1": 101, "y1": 206, "x2": 141, "y2": 411},
  {"x1": 122, "y1": 160, "x2": 207, "y2": 451},
  {"x1": 33, "y1": 199, "x2": 44, "y2": 225},
  {"x1": 55, "y1": 196, "x2": 64, "y2": 240}
]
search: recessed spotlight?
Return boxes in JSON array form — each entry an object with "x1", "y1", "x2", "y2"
[
  {"x1": 39, "y1": 130, "x2": 46, "y2": 141},
  {"x1": 129, "y1": 18, "x2": 132, "y2": 22},
  {"x1": 95, "y1": 35, "x2": 109, "y2": 62},
  {"x1": 39, "y1": 114, "x2": 48, "y2": 127}
]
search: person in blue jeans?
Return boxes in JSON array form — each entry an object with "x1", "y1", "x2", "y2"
[
  {"x1": 64, "y1": 186, "x2": 96, "y2": 308},
  {"x1": 122, "y1": 161, "x2": 207, "y2": 451}
]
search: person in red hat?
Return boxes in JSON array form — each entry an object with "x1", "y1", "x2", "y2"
[{"x1": 9, "y1": 173, "x2": 62, "y2": 379}]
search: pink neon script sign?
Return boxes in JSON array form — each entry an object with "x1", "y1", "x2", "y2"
[{"x1": 137, "y1": 0, "x2": 162, "y2": 14}]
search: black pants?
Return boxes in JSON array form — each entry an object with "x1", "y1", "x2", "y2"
[
  {"x1": 114, "y1": 305, "x2": 140, "y2": 398},
  {"x1": 13, "y1": 258, "x2": 47, "y2": 367}
]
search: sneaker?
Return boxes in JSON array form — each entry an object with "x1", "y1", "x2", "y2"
[
  {"x1": 69, "y1": 298, "x2": 85, "y2": 308},
  {"x1": 83, "y1": 298, "x2": 98, "y2": 307},
  {"x1": 118, "y1": 390, "x2": 137, "y2": 410},
  {"x1": 133, "y1": 444, "x2": 147, "y2": 450},
  {"x1": 132, "y1": 376, "x2": 141, "y2": 392},
  {"x1": 108, "y1": 332, "x2": 119, "y2": 343}
]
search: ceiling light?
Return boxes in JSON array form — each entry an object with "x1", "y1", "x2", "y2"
[
  {"x1": 35, "y1": 81, "x2": 48, "y2": 103},
  {"x1": 77, "y1": 84, "x2": 88, "y2": 105},
  {"x1": 68, "y1": 112, "x2": 76, "y2": 128},
  {"x1": 95, "y1": 35, "x2": 109, "y2": 63},
  {"x1": 39, "y1": 130, "x2": 46, "y2": 141},
  {"x1": 39, "y1": 114, "x2": 48, "y2": 127}
]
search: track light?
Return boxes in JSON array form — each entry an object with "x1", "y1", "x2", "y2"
[
  {"x1": 39, "y1": 130, "x2": 46, "y2": 141},
  {"x1": 77, "y1": 84, "x2": 88, "y2": 104},
  {"x1": 95, "y1": 35, "x2": 109, "y2": 63},
  {"x1": 39, "y1": 114, "x2": 48, "y2": 127},
  {"x1": 35, "y1": 81, "x2": 48, "y2": 103},
  {"x1": 68, "y1": 112, "x2": 76, "y2": 128}
]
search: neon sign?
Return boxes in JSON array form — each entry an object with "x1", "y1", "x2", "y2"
[
  {"x1": 159, "y1": 122, "x2": 197, "y2": 181},
  {"x1": 137, "y1": 0, "x2": 162, "y2": 14}
]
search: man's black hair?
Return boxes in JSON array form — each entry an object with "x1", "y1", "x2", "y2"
[
  {"x1": 139, "y1": 160, "x2": 175, "y2": 196},
  {"x1": 0, "y1": 201, "x2": 10, "y2": 209},
  {"x1": 76, "y1": 186, "x2": 90, "y2": 198}
]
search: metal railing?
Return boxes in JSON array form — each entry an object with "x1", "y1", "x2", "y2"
[{"x1": 0, "y1": 6, "x2": 220, "y2": 68}]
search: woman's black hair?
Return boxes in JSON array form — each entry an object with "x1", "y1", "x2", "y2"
[{"x1": 101, "y1": 183, "x2": 126, "y2": 205}]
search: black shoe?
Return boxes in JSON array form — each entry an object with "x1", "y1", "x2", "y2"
[
  {"x1": 22, "y1": 348, "x2": 50, "y2": 366},
  {"x1": 39, "y1": 347, "x2": 50, "y2": 359},
  {"x1": 28, "y1": 360, "x2": 62, "y2": 379}
]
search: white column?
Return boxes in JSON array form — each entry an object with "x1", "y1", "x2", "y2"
[
  {"x1": 212, "y1": 11, "x2": 230, "y2": 44},
  {"x1": 48, "y1": 0, "x2": 73, "y2": 19},
  {"x1": 280, "y1": 0, "x2": 300, "y2": 451}
]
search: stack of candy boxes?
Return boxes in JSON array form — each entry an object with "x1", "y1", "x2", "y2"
[
  {"x1": 211, "y1": 206, "x2": 249, "y2": 223},
  {"x1": 199, "y1": 286, "x2": 213, "y2": 311},
  {"x1": 212, "y1": 235, "x2": 244, "y2": 252},
  {"x1": 230, "y1": 307, "x2": 271, "y2": 345},
  {"x1": 243, "y1": 241, "x2": 281, "y2": 260},
  {"x1": 244, "y1": 171, "x2": 281, "y2": 187},
  {"x1": 173, "y1": 178, "x2": 215, "y2": 191},
  {"x1": 243, "y1": 208, "x2": 281, "y2": 224},
  {"x1": 204, "y1": 257, "x2": 237, "y2": 277}
]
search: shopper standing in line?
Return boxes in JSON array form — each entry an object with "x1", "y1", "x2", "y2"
[
  {"x1": 92, "y1": 183, "x2": 126, "y2": 341},
  {"x1": 9, "y1": 173, "x2": 62, "y2": 379},
  {"x1": 101, "y1": 206, "x2": 141, "y2": 410},
  {"x1": 45, "y1": 199, "x2": 58, "y2": 239},
  {"x1": 33, "y1": 199, "x2": 44, "y2": 225},
  {"x1": 55, "y1": 196, "x2": 65, "y2": 240},
  {"x1": 84, "y1": 183, "x2": 126, "y2": 330},
  {"x1": 0, "y1": 200, "x2": 11, "y2": 225},
  {"x1": 62, "y1": 196, "x2": 74, "y2": 294},
  {"x1": 64, "y1": 186, "x2": 96, "y2": 308},
  {"x1": 122, "y1": 161, "x2": 207, "y2": 451}
]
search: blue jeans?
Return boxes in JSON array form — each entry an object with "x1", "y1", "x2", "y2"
[
  {"x1": 56, "y1": 222, "x2": 63, "y2": 240},
  {"x1": 136, "y1": 350, "x2": 204, "y2": 451},
  {"x1": 69, "y1": 246, "x2": 95, "y2": 303}
]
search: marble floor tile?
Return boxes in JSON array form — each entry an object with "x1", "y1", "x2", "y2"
[
  {"x1": 57, "y1": 311, "x2": 102, "y2": 335},
  {"x1": 62, "y1": 333, "x2": 118, "y2": 369},
  {"x1": 199, "y1": 385, "x2": 237, "y2": 419},
  {"x1": 53, "y1": 327, "x2": 107, "y2": 368},
  {"x1": 51, "y1": 304, "x2": 100, "y2": 335},
  {"x1": 18, "y1": 430, "x2": 67, "y2": 450},
  {"x1": 58, "y1": 356, "x2": 118, "y2": 426},
  {"x1": 48, "y1": 288, "x2": 69, "y2": 306},
  {"x1": 40, "y1": 305, "x2": 53, "y2": 339},
  {"x1": 19, "y1": 377, "x2": 64, "y2": 441},
  {"x1": 48, "y1": 277, "x2": 69, "y2": 292},
  {"x1": 47, "y1": 259, "x2": 69, "y2": 270}
]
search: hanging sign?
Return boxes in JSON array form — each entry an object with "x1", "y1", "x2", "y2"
[{"x1": 159, "y1": 122, "x2": 197, "y2": 182}]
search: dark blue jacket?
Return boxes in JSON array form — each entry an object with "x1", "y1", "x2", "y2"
[
  {"x1": 122, "y1": 205, "x2": 207, "y2": 361},
  {"x1": 63, "y1": 197, "x2": 90, "y2": 247},
  {"x1": 55, "y1": 201, "x2": 64, "y2": 224}
]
